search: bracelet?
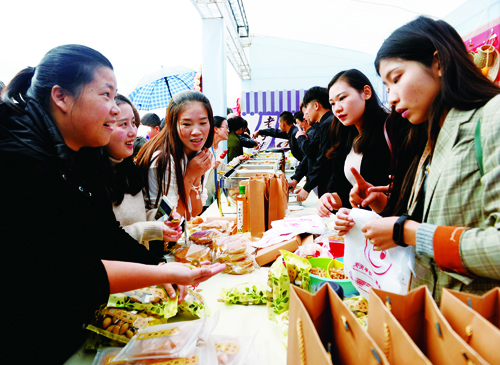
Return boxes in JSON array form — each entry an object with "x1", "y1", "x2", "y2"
[
  {"x1": 191, "y1": 183, "x2": 202, "y2": 199},
  {"x1": 393, "y1": 214, "x2": 411, "y2": 247}
]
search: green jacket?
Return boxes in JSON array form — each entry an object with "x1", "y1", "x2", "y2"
[{"x1": 411, "y1": 95, "x2": 500, "y2": 303}]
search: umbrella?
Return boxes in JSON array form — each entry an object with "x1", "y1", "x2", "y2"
[{"x1": 128, "y1": 66, "x2": 196, "y2": 111}]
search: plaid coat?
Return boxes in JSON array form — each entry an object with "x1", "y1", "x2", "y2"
[{"x1": 410, "y1": 95, "x2": 500, "y2": 304}]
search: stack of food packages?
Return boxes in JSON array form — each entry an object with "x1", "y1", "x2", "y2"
[
  {"x1": 86, "y1": 285, "x2": 210, "y2": 350},
  {"x1": 175, "y1": 217, "x2": 259, "y2": 275},
  {"x1": 91, "y1": 311, "x2": 259, "y2": 365}
]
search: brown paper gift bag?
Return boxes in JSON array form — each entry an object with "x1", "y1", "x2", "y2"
[
  {"x1": 368, "y1": 287, "x2": 432, "y2": 364},
  {"x1": 268, "y1": 173, "x2": 288, "y2": 227},
  {"x1": 288, "y1": 284, "x2": 388, "y2": 365},
  {"x1": 370, "y1": 286, "x2": 490, "y2": 365},
  {"x1": 440, "y1": 288, "x2": 500, "y2": 364},
  {"x1": 441, "y1": 287, "x2": 500, "y2": 329},
  {"x1": 247, "y1": 174, "x2": 269, "y2": 238}
]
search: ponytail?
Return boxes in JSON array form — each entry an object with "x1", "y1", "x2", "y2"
[{"x1": 2, "y1": 67, "x2": 36, "y2": 112}]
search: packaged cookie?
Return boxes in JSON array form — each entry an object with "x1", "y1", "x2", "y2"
[
  {"x1": 110, "y1": 318, "x2": 206, "y2": 362},
  {"x1": 87, "y1": 306, "x2": 150, "y2": 344},
  {"x1": 108, "y1": 286, "x2": 178, "y2": 319},
  {"x1": 178, "y1": 288, "x2": 211, "y2": 318},
  {"x1": 220, "y1": 282, "x2": 267, "y2": 305},
  {"x1": 174, "y1": 245, "x2": 211, "y2": 264},
  {"x1": 212, "y1": 334, "x2": 255, "y2": 365}
]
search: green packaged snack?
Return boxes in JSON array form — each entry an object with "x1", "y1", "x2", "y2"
[
  {"x1": 220, "y1": 282, "x2": 267, "y2": 305},
  {"x1": 178, "y1": 288, "x2": 210, "y2": 318},
  {"x1": 267, "y1": 250, "x2": 312, "y2": 321},
  {"x1": 267, "y1": 256, "x2": 290, "y2": 321},
  {"x1": 281, "y1": 250, "x2": 311, "y2": 292},
  {"x1": 108, "y1": 286, "x2": 177, "y2": 319}
]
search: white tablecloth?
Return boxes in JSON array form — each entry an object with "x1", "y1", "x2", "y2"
[{"x1": 64, "y1": 187, "x2": 325, "y2": 365}]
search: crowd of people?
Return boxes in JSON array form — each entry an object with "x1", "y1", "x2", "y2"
[{"x1": 0, "y1": 15, "x2": 498, "y2": 363}]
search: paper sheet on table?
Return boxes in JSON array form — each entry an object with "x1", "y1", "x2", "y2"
[{"x1": 251, "y1": 215, "x2": 327, "y2": 248}]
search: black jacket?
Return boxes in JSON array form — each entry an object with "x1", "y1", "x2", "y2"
[
  {"x1": 0, "y1": 100, "x2": 160, "y2": 363},
  {"x1": 303, "y1": 111, "x2": 334, "y2": 194},
  {"x1": 328, "y1": 127, "x2": 391, "y2": 209},
  {"x1": 258, "y1": 125, "x2": 304, "y2": 161}
]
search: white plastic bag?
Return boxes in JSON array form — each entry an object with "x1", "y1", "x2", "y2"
[{"x1": 344, "y1": 208, "x2": 412, "y2": 299}]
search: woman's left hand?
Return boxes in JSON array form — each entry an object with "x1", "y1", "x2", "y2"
[
  {"x1": 361, "y1": 217, "x2": 398, "y2": 251},
  {"x1": 238, "y1": 155, "x2": 250, "y2": 161}
]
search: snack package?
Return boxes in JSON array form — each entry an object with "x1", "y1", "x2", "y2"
[
  {"x1": 108, "y1": 286, "x2": 178, "y2": 319},
  {"x1": 111, "y1": 318, "x2": 207, "y2": 362},
  {"x1": 220, "y1": 282, "x2": 267, "y2": 305},
  {"x1": 294, "y1": 242, "x2": 333, "y2": 259},
  {"x1": 85, "y1": 331, "x2": 119, "y2": 351},
  {"x1": 178, "y1": 288, "x2": 211, "y2": 318},
  {"x1": 99, "y1": 343, "x2": 218, "y2": 365},
  {"x1": 87, "y1": 306, "x2": 151, "y2": 344},
  {"x1": 174, "y1": 244, "x2": 211, "y2": 264},
  {"x1": 189, "y1": 229, "x2": 226, "y2": 247},
  {"x1": 281, "y1": 250, "x2": 311, "y2": 291},
  {"x1": 267, "y1": 256, "x2": 291, "y2": 321},
  {"x1": 343, "y1": 295, "x2": 369, "y2": 329},
  {"x1": 212, "y1": 334, "x2": 255, "y2": 365},
  {"x1": 267, "y1": 250, "x2": 311, "y2": 321},
  {"x1": 213, "y1": 233, "x2": 258, "y2": 275}
]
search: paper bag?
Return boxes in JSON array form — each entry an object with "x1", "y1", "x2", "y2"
[
  {"x1": 268, "y1": 174, "x2": 288, "y2": 227},
  {"x1": 441, "y1": 287, "x2": 500, "y2": 329},
  {"x1": 370, "y1": 286, "x2": 490, "y2": 365},
  {"x1": 440, "y1": 288, "x2": 500, "y2": 364},
  {"x1": 287, "y1": 284, "x2": 388, "y2": 365},
  {"x1": 344, "y1": 208, "x2": 412, "y2": 298},
  {"x1": 248, "y1": 175, "x2": 268, "y2": 238},
  {"x1": 368, "y1": 287, "x2": 432, "y2": 364}
]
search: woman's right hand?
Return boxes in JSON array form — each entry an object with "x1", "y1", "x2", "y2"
[
  {"x1": 349, "y1": 167, "x2": 388, "y2": 213},
  {"x1": 186, "y1": 148, "x2": 212, "y2": 178},
  {"x1": 160, "y1": 262, "x2": 226, "y2": 287},
  {"x1": 317, "y1": 193, "x2": 342, "y2": 217},
  {"x1": 333, "y1": 208, "x2": 355, "y2": 236}
]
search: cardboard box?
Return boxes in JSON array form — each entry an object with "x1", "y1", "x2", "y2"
[{"x1": 255, "y1": 234, "x2": 312, "y2": 266}]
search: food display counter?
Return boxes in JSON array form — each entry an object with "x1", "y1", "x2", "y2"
[{"x1": 63, "y1": 167, "x2": 323, "y2": 365}]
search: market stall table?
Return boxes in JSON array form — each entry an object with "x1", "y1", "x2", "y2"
[{"x1": 64, "y1": 189, "x2": 324, "y2": 365}]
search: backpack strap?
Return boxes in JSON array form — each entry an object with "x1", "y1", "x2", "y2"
[{"x1": 474, "y1": 118, "x2": 484, "y2": 177}]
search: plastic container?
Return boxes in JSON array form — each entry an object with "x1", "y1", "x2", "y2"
[
  {"x1": 327, "y1": 259, "x2": 359, "y2": 297},
  {"x1": 328, "y1": 239, "x2": 345, "y2": 259}
]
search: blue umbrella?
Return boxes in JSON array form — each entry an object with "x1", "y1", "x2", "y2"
[{"x1": 129, "y1": 66, "x2": 196, "y2": 111}]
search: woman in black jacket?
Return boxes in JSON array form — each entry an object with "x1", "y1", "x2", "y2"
[
  {"x1": 0, "y1": 44, "x2": 224, "y2": 363},
  {"x1": 317, "y1": 69, "x2": 391, "y2": 217}
]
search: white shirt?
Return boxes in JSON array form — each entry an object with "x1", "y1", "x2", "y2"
[{"x1": 344, "y1": 146, "x2": 363, "y2": 187}]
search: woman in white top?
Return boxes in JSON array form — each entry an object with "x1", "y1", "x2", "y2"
[
  {"x1": 105, "y1": 94, "x2": 182, "y2": 247},
  {"x1": 136, "y1": 90, "x2": 214, "y2": 220},
  {"x1": 317, "y1": 69, "x2": 391, "y2": 217}
]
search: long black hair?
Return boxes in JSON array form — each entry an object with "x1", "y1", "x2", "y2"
[
  {"x1": 375, "y1": 16, "x2": 499, "y2": 217},
  {"x1": 326, "y1": 69, "x2": 389, "y2": 159},
  {"x1": 2, "y1": 44, "x2": 113, "y2": 114}
]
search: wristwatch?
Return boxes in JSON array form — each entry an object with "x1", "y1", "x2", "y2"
[{"x1": 393, "y1": 214, "x2": 411, "y2": 247}]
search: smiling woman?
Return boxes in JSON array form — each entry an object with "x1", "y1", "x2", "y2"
[
  {"x1": 136, "y1": 90, "x2": 215, "y2": 221},
  {"x1": 0, "y1": 45, "x2": 225, "y2": 362}
]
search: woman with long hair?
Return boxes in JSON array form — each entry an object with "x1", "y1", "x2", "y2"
[
  {"x1": 104, "y1": 94, "x2": 182, "y2": 247},
  {"x1": 339, "y1": 16, "x2": 500, "y2": 303},
  {"x1": 0, "y1": 45, "x2": 224, "y2": 362},
  {"x1": 135, "y1": 90, "x2": 214, "y2": 220},
  {"x1": 317, "y1": 69, "x2": 392, "y2": 216}
]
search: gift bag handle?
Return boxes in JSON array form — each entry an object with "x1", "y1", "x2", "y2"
[{"x1": 296, "y1": 318, "x2": 306, "y2": 365}]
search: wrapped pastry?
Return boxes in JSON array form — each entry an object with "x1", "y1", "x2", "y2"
[
  {"x1": 220, "y1": 282, "x2": 267, "y2": 305},
  {"x1": 178, "y1": 288, "x2": 211, "y2": 318},
  {"x1": 111, "y1": 318, "x2": 206, "y2": 362},
  {"x1": 174, "y1": 245, "x2": 211, "y2": 264}
]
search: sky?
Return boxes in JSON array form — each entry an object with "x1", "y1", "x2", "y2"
[{"x1": 1, "y1": 0, "x2": 467, "y2": 110}]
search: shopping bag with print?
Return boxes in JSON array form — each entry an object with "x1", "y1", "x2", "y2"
[{"x1": 344, "y1": 208, "x2": 412, "y2": 298}]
